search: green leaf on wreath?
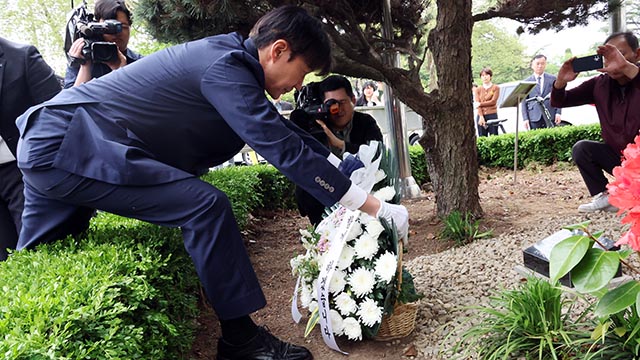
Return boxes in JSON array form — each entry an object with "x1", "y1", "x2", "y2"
[
  {"x1": 614, "y1": 326, "x2": 627, "y2": 337},
  {"x1": 550, "y1": 234, "x2": 591, "y2": 283},
  {"x1": 595, "y1": 280, "x2": 640, "y2": 317},
  {"x1": 571, "y1": 248, "x2": 620, "y2": 293},
  {"x1": 304, "y1": 308, "x2": 320, "y2": 337}
]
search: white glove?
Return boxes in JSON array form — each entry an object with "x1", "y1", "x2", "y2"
[{"x1": 376, "y1": 201, "x2": 409, "y2": 245}]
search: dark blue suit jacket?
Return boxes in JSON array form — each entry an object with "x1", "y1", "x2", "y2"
[
  {"x1": 0, "y1": 37, "x2": 61, "y2": 156},
  {"x1": 17, "y1": 33, "x2": 350, "y2": 208},
  {"x1": 521, "y1": 72, "x2": 562, "y2": 123}
]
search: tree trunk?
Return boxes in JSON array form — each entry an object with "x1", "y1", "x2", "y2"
[{"x1": 419, "y1": 0, "x2": 483, "y2": 218}]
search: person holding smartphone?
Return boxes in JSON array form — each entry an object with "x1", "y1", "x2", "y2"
[{"x1": 551, "y1": 31, "x2": 640, "y2": 213}]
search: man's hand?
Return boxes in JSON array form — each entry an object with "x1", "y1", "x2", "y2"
[
  {"x1": 68, "y1": 38, "x2": 89, "y2": 65},
  {"x1": 523, "y1": 120, "x2": 530, "y2": 130},
  {"x1": 376, "y1": 201, "x2": 409, "y2": 243},
  {"x1": 106, "y1": 50, "x2": 127, "y2": 71},
  {"x1": 597, "y1": 43, "x2": 639, "y2": 80},
  {"x1": 555, "y1": 57, "x2": 579, "y2": 89},
  {"x1": 555, "y1": 114, "x2": 562, "y2": 125},
  {"x1": 478, "y1": 116, "x2": 486, "y2": 128},
  {"x1": 316, "y1": 119, "x2": 345, "y2": 149}
]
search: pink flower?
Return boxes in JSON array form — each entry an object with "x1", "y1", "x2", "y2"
[
  {"x1": 317, "y1": 236, "x2": 330, "y2": 253},
  {"x1": 615, "y1": 230, "x2": 640, "y2": 252},
  {"x1": 609, "y1": 135, "x2": 640, "y2": 251}
]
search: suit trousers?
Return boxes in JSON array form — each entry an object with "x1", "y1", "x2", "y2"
[
  {"x1": 0, "y1": 161, "x2": 24, "y2": 261},
  {"x1": 18, "y1": 166, "x2": 266, "y2": 320},
  {"x1": 529, "y1": 119, "x2": 547, "y2": 130},
  {"x1": 572, "y1": 140, "x2": 621, "y2": 196}
]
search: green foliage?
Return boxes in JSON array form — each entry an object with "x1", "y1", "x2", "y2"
[
  {"x1": 408, "y1": 145, "x2": 429, "y2": 185},
  {"x1": 472, "y1": 21, "x2": 529, "y2": 83},
  {"x1": 439, "y1": 210, "x2": 492, "y2": 246},
  {"x1": 0, "y1": 213, "x2": 199, "y2": 359},
  {"x1": 449, "y1": 277, "x2": 595, "y2": 360},
  {"x1": 252, "y1": 165, "x2": 297, "y2": 210},
  {"x1": 477, "y1": 123, "x2": 603, "y2": 168}
]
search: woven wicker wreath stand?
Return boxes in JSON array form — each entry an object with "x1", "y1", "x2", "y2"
[{"x1": 373, "y1": 242, "x2": 418, "y2": 341}]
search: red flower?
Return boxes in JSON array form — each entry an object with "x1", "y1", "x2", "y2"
[{"x1": 609, "y1": 135, "x2": 640, "y2": 251}]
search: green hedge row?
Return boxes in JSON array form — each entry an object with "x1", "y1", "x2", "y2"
[
  {"x1": 0, "y1": 215, "x2": 199, "y2": 359},
  {"x1": 476, "y1": 123, "x2": 602, "y2": 168}
]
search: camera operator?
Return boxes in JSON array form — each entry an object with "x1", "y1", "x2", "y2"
[
  {"x1": 295, "y1": 75, "x2": 383, "y2": 225},
  {"x1": 64, "y1": 0, "x2": 142, "y2": 88}
]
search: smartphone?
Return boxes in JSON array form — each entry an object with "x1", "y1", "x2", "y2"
[{"x1": 572, "y1": 54, "x2": 603, "y2": 72}]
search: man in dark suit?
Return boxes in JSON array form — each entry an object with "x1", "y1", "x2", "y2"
[
  {"x1": 521, "y1": 54, "x2": 562, "y2": 130},
  {"x1": 0, "y1": 37, "x2": 61, "y2": 261},
  {"x1": 295, "y1": 75, "x2": 384, "y2": 225},
  {"x1": 15, "y1": 6, "x2": 408, "y2": 360}
]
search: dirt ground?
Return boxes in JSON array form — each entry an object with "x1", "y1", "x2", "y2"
[{"x1": 188, "y1": 164, "x2": 592, "y2": 360}]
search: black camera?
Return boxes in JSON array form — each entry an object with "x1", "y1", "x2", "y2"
[
  {"x1": 290, "y1": 82, "x2": 340, "y2": 135},
  {"x1": 65, "y1": 1, "x2": 122, "y2": 67}
]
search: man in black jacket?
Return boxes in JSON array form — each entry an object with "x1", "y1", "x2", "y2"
[
  {"x1": 296, "y1": 75, "x2": 384, "y2": 225},
  {"x1": 0, "y1": 36, "x2": 61, "y2": 260}
]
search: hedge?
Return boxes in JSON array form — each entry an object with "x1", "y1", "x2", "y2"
[{"x1": 0, "y1": 122, "x2": 602, "y2": 358}]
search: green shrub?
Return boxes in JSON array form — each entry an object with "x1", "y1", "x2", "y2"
[
  {"x1": 477, "y1": 123, "x2": 602, "y2": 168},
  {"x1": 252, "y1": 165, "x2": 297, "y2": 210},
  {"x1": 409, "y1": 144, "x2": 429, "y2": 185},
  {"x1": 0, "y1": 213, "x2": 199, "y2": 359}
]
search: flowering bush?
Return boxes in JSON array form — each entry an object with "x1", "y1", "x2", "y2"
[{"x1": 290, "y1": 142, "x2": 421, "y2": 344}]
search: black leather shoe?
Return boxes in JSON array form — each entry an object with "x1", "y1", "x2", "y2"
[{"x1": 217, "y1": 326, "x2": 313, "y2": 360}]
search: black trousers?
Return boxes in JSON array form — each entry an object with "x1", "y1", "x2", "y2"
[
  {"x1": 572, "y1": 140, "x2": 621, "y2": 196},
  {"x1": 529, "y1": 119, "x2": 547, "y2": 130},
  {"x1": 0, "y1": 161, "x2": 24, "y2": 261},
  {"x1": 476, "y1": 113, "x2": 499, "y2": 137}
]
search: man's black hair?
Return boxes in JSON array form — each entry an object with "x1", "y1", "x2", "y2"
[
  {"x1": 249, "y1": 5, "x2": 332, "y2": 75},
  {"x1": 95, "y1": 0, "x2": 132, "y2": 25},
  {"x1": 605, "y1": 31, "x2": 639, "y2": 51},
  {"x1": 532, "y1": 54, "x2": 547, "y2": 61},
  {"x1": 480, "y1": 67, "x2": 493, "y2": 77},
  {"x1": 319, "y1": 75, "x2": 354, "y2": 98}
]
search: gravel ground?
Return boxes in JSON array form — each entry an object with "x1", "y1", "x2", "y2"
[{"x1": 405, "y1": 210, "x2": 632, "y2": 359}]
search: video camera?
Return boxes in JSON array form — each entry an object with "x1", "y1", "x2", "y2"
[
  {"x1": 290, "y1": 81, "x2": 340, "y2": 135},
  {"x1": 65, "y1": 0, "x2": 122, "y2": 67}
]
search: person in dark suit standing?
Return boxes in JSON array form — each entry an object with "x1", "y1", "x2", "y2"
[
  {"x1": 15, "y1": 6, "x2": 408, "y2": 360},
  {"x1": 521, "y1": 54, "x2": 562, "y2": 130},
  {"x1": 295, "y1": 75, "x2": 384, "y2": 225},
  {"x1": 0, "y1": 37, "x2": 61, "y2": 261}
]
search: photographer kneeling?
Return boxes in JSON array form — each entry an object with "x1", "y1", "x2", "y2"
[
  {"x1": 294, "y1": 75, "x2": 383, "y2": 225},
  {"x1": 65, "y1": 0, "x2": 142, "y2": 88}
]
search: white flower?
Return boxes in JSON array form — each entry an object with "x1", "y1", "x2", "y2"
[
  {"x1": 329, "y1": 309, "x2": 344, "y2": 336},
  {"x1": 365, "y1": 220, "x2": 385, "y2": 239},
  {"x1": 299, "y1": 284, "x2": 313, "y2": 308},
  {"x1": 358, "y1": 211, "x2": 374, "y2": 225},
  {"x1": 374, "y1": 251, "x2": 397, "y2": 284},
  {"x1": 357, "y1": 298, "x2": 383, "y2": 327},
  {"x1": 354, "y1": 233, "x2": 379, "y2": 260},
  {"x1": 374, "y1": 169, "x2": 387, "y2": 183},
  {"x1": 338, "y1": 246, "x2": 355, "y2": 270},
  {"x1": 342, "y1": 317, "x2": 362, "y2": 340},
  {"x1": 346, "y1": 221, "x2": 363, "y2": 241},
  {"x1": 348, "y1": 267, "x2": 376, "y2": 297},
  {"x1": 373, "y1": 186, "x2": 396, "y2": 202},
  {"x1": 334, "y1": 292, "x2": 358, "y2": 316},
  {"x1": 309, "y1": 300, "x2": 318, "y2": 313},
  {"x1": 329, "y1": 270, "x2": 347, "y2": 294}
]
